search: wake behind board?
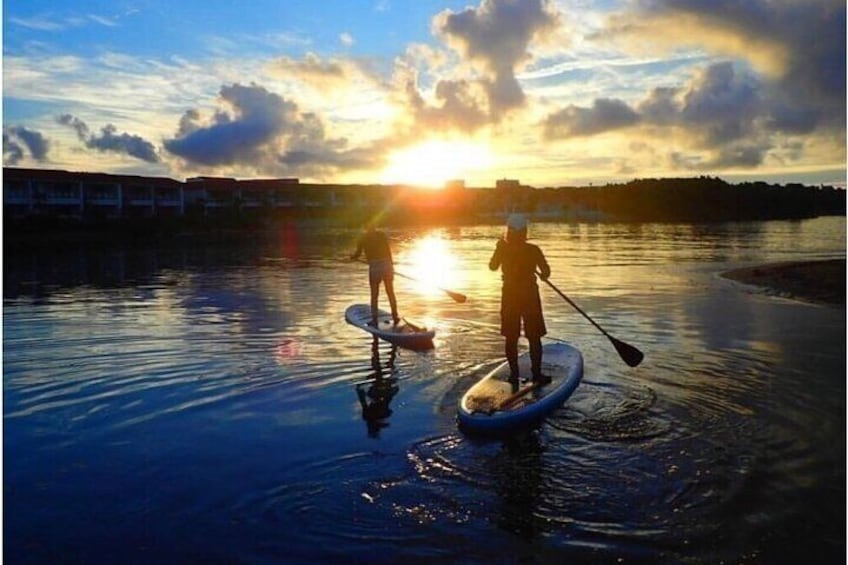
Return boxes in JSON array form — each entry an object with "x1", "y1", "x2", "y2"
[
  {"x1": 458, "y1": 342, "x2": 583, "y2": 435},
  {"x1": 345, "y1": 304, "x2": 435, "y2": 350}
]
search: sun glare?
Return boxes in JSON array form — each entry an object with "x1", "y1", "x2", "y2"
[
  {"x1": 380, "y1": 140, "x2": 493, "y2": 189},
  {"x1": 398, "y1": 234, "x2": 462, "y2": 298}
]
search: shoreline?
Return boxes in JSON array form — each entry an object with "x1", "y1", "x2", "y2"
[{"x1": 722, "y1": 258, "x2": 846, "y2": 306}]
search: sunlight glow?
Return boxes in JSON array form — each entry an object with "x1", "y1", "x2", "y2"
[
  {"x1": 398, "y1": 233, "x2": 462, "y2": 298},
  {"x1": 380, "y1": 140, "x2": 494, "y2": 189}
]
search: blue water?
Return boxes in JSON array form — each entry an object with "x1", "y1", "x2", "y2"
[{"x1": 4, "y1": 217, "x2": 845, "y2": 563}]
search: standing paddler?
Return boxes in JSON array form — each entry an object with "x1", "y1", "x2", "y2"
[{"x1": 489, "y1": 213, "x2": 552, "y2": 391}]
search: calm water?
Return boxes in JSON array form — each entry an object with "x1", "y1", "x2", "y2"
[{"x1": 4, "y1": 217, "x2": 845, "y2": 564}]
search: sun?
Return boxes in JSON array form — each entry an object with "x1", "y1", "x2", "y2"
[{"x1": 380, "y1": 139, "x2": 494, "y2": 189}]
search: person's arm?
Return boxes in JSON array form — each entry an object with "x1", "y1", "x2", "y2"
[
  {"x1": 351, "y1": 237, "x2": 363, "y2": 261},
  {"x1": 536, "y1": 247, "x2": 551, "y2": 281},
  {"x1": 489, "y1": 239, "x2": 504, "y2": 271}
]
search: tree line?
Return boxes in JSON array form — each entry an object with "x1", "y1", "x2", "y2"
[{"x1": 544, "y1": 176, "x2": 845, "y2": 222}]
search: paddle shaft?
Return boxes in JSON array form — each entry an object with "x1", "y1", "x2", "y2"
[
  {"x1": 542, "y1": 278, "x2": 609, "y2": 337},
  {"x1": 541, "y1": 277, "x2": 644, "y2": 367},
  {"x1": 353, "y1": 259, "x2": 467, "y2": 303}
]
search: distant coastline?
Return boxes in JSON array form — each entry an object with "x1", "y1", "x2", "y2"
[
  {"x1": 722, "y1": 259, "x2": 846, "y2": 306},
  {"x1": 4, "y1": 167, "x2": 846, "y2": 237}
]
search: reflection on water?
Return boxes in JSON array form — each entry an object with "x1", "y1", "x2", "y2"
[
  {"x1": 4, "y1": 217, "x2": 845, "y2": 563},
  {"x1": 356, "y1": 338, "x2": 400, "y2": 437}
]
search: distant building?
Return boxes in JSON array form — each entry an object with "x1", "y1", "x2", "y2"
[
  {"x1": 495, "y1": 179, "x2": 520, "y2": 191},
  {"x1": 3, "y1": 167, "x2": 184, "y2": 220}
]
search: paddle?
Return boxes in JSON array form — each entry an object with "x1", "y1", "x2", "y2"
[
  {"x1": 496, "y1": 382, "x2": 542, "y2": 411},
  {"x1": 351, "y1": 258, "x2": 467, "y2": 303},
  {"x1": 541, "y1": 277, "x2": 644, "y2": 368},
  {"x1": 392, "y1": 270, "x2": 467, "y2": 303}
]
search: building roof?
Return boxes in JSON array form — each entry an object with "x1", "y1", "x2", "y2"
[{"x1": 3, "y1": 167, "x2": 183, "y2": 187}]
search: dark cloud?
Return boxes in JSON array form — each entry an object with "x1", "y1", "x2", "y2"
[
  {"x1": 428, "y1": 0, "x2": 559, "y2": 121},
  {"x1": 90, "y1": 125, "x2": 159, "y2": 163},
  {"x1": 164, "y1": 83, "x2": 384, "y2": 176},
  {"x1": 637, "y1": 87, "x2": 682, "y2": 125},
  {"x1": 57, "y1": 113, "x2": 90, "y2": 139},
  {"x1": 573, "y1": 0, "x2": 844, "y2": 174},
  {"x1": 543, "y1": 62, "x2": 779, "y2": 169},
  {"x1": 3, "y1": 125, "x2": 50, "y2": 164},
  {"x1": 543, "y1": 98, "x2": 640, "y2": 138},
  {"x1": 57, "y1": 114, "x2": 159, "y2": 162},
  {"x1": 680, "y1": 61, "x2": 762, "y2": 145},
  {"x1": 628, "y1": 0, "x2": 845, "y2": 133},
  {"x1": 164, "y1": 83, "x2": 296, "y2": 166},
  {"x1": 405, "y1": 77, "x2": 489, "y2": 132},
  {"x1": 708, "y1": 143, "x2": 772, "y2": 168}
]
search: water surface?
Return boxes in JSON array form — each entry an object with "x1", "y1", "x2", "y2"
[{"x1": 4, "y1": 217, "x2": 845, "y2": 563}]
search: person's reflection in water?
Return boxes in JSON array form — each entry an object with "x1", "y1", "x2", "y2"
[
  {"x1": 356, "y1": 337, "x2": 399, "y2": 438},
  {"x1": 493, "y1": 431, "x2": 546, "y2": 539}
]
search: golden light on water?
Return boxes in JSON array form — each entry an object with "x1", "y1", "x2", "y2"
[
  {"x1": 380, "y1": 140, "x2": 493, "y2": 188},
  {"x1": 397, "y1": 233, "x2": 463, "y2": 298}
]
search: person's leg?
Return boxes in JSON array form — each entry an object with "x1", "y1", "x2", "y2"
[
  {"x1": 505, "y1": 336, "x2": 519, "y2": 391},
  {"x1": 529, "y1": 336, "x2": 550, "y2": 383},
  {"x1": 384, "y1": 273, "x2": 399, "y2": 324},
  {"x1": 525, "y1": 290, "x2": 550, "y2": 384},
  {"x1": 369, "y1": 276, "x2": 380, "y2": 326}
]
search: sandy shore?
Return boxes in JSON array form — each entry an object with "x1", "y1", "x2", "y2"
[{"x1": 722, "y1": 258, "x2": 845, "y2": 306}]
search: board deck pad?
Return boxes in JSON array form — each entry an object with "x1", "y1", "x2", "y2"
[{"x1": 464, "y1": 359, "x2": 566, "y2": 413}]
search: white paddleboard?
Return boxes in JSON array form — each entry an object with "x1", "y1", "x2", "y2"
[{"x1": 345, "y1": 304, "x2": 435, "y2": 350}]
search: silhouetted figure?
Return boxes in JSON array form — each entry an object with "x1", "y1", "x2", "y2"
[
  {"x1": 351, "y1": 223, "x2": 400, "y2": 326},
  {"x1": 489, "y1": 214, "x2": 551, "y2": 392},
  {"x1": 356, "y1": 337, "x2": 399, "y2": 437}
]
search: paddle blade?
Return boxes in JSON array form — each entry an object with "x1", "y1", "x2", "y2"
[
  {"x1": 611, "y1": 336, "x2": 644, "y2": 367},
  {"x1": 447, "y1": 290, "x2": 467, "y2": 303}
]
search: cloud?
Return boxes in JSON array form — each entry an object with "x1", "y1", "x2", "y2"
[
  {"x1": 543, "y1": 1, "x2": 845, "y2": 176},
  {"x1": 57, "y1": 113, "x2": 90, "y2": 139},
  {"x1": 603, "y1": 0, "x2": 845, "y2": 134},
  {"x1": 8, "y1": 15, "x2": 66, "y2": 31},
  {"x1": 680, "y1": 61, "x2": 763, "y2": 145},
  {"x1": 423, "y1": 0, "x2": 559, "y2": 122},
  {"x1": 270, "y1": 53, "x2": 349, "y2": 87},
  {"x1": 542, "y1": 61, "x2": 783, "y2": 169},
  {"x1": 57, "y1": 114, "x2": 159, "y2": 162},
  {"x1": 403, "y1": 74, "x2": 490, "y2": 133},
  {"x1": 10, "y1": 12, "x2": 120, "y2": 31},
  {"x1": 340, "y1": 32, "x2": 355, "y2": 47},
  {"x1": 544, "y1": 98, "x2": 640, "y2": 138},
  {"x1": 164, "y1": 84, "x2": 293, "y2": 166},
  {"x1": 163, "y1": 82, "x2": 384, "y2": 176},
  {"x1": 3, "y1": 125, "x2": 50, "y2": 164}
]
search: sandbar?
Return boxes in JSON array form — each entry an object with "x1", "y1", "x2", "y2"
[{"x1": 722, "y1": 258, "x2": 845, "y2": 306}]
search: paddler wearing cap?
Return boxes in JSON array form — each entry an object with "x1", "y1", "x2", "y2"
[{"x1": 489, "y1": 213, "x2": 552, "y2": 391}]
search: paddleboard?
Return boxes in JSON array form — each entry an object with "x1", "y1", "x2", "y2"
[
  {"x1": 458, "y1": 342, "x2": 583, "y2": 435},
  {"x1": 345, "y1": 304, "x2": 435, "y2": 350}
]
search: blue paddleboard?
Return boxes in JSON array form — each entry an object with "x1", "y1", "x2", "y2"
[{"x1": 458, "y1": 342, "x2": 583, "y2": 435}]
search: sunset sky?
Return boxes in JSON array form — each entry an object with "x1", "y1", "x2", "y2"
[{"x1": 3, "y1": 0, "x2": 845, "y2": 188}]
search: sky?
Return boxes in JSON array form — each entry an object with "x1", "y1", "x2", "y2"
[{"x1": 2, "y1": 0, "x2": 846, "y2": 188}]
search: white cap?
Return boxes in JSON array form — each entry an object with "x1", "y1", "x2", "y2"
[{"x1": 506, "y1": 213, "x2": 527, "y2": 230}]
